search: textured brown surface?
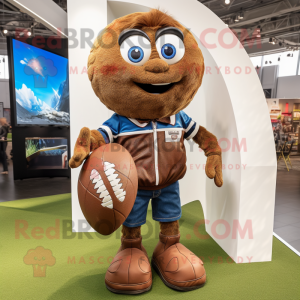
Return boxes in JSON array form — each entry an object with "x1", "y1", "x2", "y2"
[
  {"x1": 87, "y1": 9, "x2": 204, "y2": 120},
  {"x1": 69, "y1": 127, "x2": 106, "y2": 169},
  {"x1": 152, "y1": 233, "x2": 206, "y2": 290},
  {"x1": 122, "y1": 225, "x2": 142, "y2": 239},
  {"x1": 105, "y1": 237, "x2": 152, "y2": 293},
  {"x1": 160, "y1": 220, "x2": 179, "y2": 236},
  {"x1": 78, "y1": 143, "x2": 138, "y2": 235},
  {"x1": 116, "y1": 130, "x2": 186, "y2": 190},
  {"x1": 193, "y1": 126, "x2": 223, "y2": 187}
]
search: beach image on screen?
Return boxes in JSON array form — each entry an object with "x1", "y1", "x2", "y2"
[
  {"x1": 12, "y1": 39, "x2": 69, "y2": 125},
  {"x1": 25, "y1": 138, "x2": 68, "y2": 169}
]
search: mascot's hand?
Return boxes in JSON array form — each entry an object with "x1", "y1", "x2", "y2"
[
  {"x1": 205, "y1": 155, "x2": 223, "y2": 187},
  {"x1": 69, "y1": 127, "x2": 105, "y2": 168}
]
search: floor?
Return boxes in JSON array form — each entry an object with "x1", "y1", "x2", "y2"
[
  {"x1": 274, "y1": 168, "x2": 300, "y2": 251},
  {"x1": 0, "y1": 157, "x2": 71, "y2": 202},
  {"x1": 0, "y1": 150, "x2": 299, "y2": 252}
]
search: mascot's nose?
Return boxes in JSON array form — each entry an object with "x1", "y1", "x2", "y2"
[{"x1": 144, "y1": 58, "x2": 169, "y2": 73}]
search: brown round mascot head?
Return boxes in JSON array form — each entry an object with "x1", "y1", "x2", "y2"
[{"x1": 88, "y1": 9, "x2": 204, "y2": 120}]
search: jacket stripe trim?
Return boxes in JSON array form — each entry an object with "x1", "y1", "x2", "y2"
[
  {"x1": 128, "y1": 118, "x2": 148, "y2": 127},
  {"x1": 186, "y1": 124, "x2": 200, "y2": 140},
  {"x1": 98, "y1": 125, "x2": 113, "y2": 143},
  {"x1": 185, "y1": 120, "x2": 195, "y2": 132},
  {"x1": 113, "y1": 128, "x2": 184, "y2": 138},
  {"x1": 128, "y1": 115, "x2": 176, "y2": 127},
  {"x1": 170, "y1": 115, "x2": 176, "y2": 125}
]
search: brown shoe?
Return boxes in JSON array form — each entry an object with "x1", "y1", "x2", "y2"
[
  {"x1": 152, "y1": 233, "x2": 206, "y2": 291},
  {"x1": 105, "y1": 236, "x2": 152, "y2": 294}
]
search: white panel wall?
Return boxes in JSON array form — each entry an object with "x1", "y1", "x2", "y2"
[
  {"x1": 107, "y1": 0, "x2": 276, "y2": 263},
  {"x1": 68, "y1": 0, "x2": 109, "y2": 232},
  {"x1": 277, "y1": 75, "x2": 300, "y2": 98},
  {"x1": 0, "y1": 80, "x2": 10, "y2": 108}
]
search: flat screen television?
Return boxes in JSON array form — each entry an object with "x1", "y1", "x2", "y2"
[
  {"x1": 11, "y1": 39, "x2": 69, "y2": 126},
  {"x1": 25, "y1": 137, "x2": 68, "y2": 169}
]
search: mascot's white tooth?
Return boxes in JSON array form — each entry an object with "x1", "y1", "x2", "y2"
[
  {"x1": 92, "y1": 175, "x2": 101, "y2": 184},
  {"x1": 100, "y1": 190, "x2": 109, "y2": 198},
  {"x1": 107, "y1": 173, "x2": 119, "y2": 181},
  {"x1": 110, "y1": 178, "x2": 121, "y2": 187},
  {"x1": 104, "y1": 162, "x2": 115, "y2": 170},
  {"x1": 112, "y1": 183, "x2": 122, "y2": 191},
  {"x1": 102, "y1": 195, "x2": 112, "y2": 203},
  {"x1": 116, "y1": 191, "x2": 126, "y2": 199},
  {"x1": 114, "y1": 189, "x2": 124, "y2": 196},
  {"x1": 118, "y1": 196, "x2": 125, "y2": 202},
  {"x1": 151, "y1": 83, "x2": 170, "y2": 86},
  {"x1": 105, "y1": 168, "x2": 115, "y2": 176},
  {"x1": 94, "y1": 180, "x2": 104, "y2": 189},
  {"x1": 90, "y1": 169, "x2": 99, "y2": 180},
  {"x1": 96, "y1": 185, "x2": 106, "y2": 193},
  {"x1": 101, "y1": 200, "x2": 113, "y2": 208}
]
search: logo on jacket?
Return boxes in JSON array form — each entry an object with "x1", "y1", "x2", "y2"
[{"x1": 169, "y1": 131, "x2": 179, "y2": 140}]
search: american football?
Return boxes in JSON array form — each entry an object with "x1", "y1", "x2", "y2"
[{"x1": 78, "y1": 143, "x2": 138, "y2": 235}]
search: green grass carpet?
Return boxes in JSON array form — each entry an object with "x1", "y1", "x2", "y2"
[{"x1": 0, "y1": 194, "x2": 299, "y2": 300}]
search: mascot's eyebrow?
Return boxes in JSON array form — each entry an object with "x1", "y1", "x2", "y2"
[
  {"x1": 155, "y1": 27, "x2": 184, "y2": 41},
  {"x1": 118, "y1": 29, "x2": 150, "y2": 45}
]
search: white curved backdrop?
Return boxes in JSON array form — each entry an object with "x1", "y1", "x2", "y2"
[{"x1": 67, "y1": 0, "x2": 277, "y2": 263}]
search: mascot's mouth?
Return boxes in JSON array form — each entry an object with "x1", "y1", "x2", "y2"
[{"x1": 134, "y1": 82, "x2": 175, "y2": 94}]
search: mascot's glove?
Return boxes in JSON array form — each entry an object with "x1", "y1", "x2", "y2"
[
  {"x1": 193, "y1": 126, "x2": 223, "y2": 187},
  {"x1": 69, "y1": 127, "x2": 105, "y2": 168}
]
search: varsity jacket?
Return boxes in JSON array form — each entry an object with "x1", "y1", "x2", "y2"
[{"x1": 98, "y1": 111, "x2": 199, "y2": 190}]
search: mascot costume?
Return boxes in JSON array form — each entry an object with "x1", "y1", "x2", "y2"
[{"x1": 70, "y1": 9, "x2": 223, "y2": 294}]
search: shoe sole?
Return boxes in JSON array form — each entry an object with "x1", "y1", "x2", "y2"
[
  {"x1": 152, "y1": 260, "x2": 206, "y2": 292},
  {"x1": 105, "y1": 283, "x2": 152, "y2": 295}
]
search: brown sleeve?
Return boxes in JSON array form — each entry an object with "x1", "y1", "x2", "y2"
[{"x1": 192, "y1": 126, "x2": 221, "y2": 157}]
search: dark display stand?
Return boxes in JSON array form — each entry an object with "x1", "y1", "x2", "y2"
[{"x1": 7, "y1": 36, "x2": 71, "y2": 180}]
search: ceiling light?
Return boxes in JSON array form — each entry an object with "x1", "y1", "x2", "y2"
[
  {"x1": 27, "y1": 31, "x2": 31, "y2": 36},
  {"x1": 256, "y1": 25, "x2": 261, "y2": 37},
  {"x1": 269, "y1": 37, "x2": 276, "y2": 45},
  {"x1": 239, "y1": 9, "x2": 244, "y2": 20},
  {"x1": 3, "y1": 29, "x2": 7, "y2": 34},
  {"x1": 225, "y1": 0, "x2": 230, "y2": 4},
  {"x1": 235, "y1": 15, "x2": 239, "y2": 22}
]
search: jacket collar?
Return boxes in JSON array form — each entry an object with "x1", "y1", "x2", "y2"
[{"x1": 129, "y1": 115, "x2": 176, "y2": 128}]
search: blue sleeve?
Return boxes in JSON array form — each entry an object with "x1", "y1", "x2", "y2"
[
  {"x1": 179, "y1": 111, "x2": 199, "y2": 140},
  {"x1": 97, "y1": 113, "x2": 120, "y2": 143}
]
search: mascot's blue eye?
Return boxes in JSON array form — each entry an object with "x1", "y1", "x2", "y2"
[
  {"x1": 128, "y1": 46, "x2": 144, "y2": 63},
  {"x1": 161, "y1": 44, "x2": 176, "y2": 59}
]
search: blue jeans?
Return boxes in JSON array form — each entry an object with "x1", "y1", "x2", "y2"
[{"x1": 123, "y1": 181, "x2": 181, "y2": 227}]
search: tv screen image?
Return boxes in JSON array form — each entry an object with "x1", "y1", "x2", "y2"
[
  {"x1": 12, "y1": 39, "x2": 69, "y2": 125},
  {"x1": 25, "y1": 138, "x2": 68, "y2": 169}
]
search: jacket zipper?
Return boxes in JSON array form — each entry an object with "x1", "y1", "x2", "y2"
[{"x1": 152, "y1": 121, "x2": 159, "y2": 186}]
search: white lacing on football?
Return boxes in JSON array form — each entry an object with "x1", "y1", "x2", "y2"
[{"x1": 89, "y1": 162, "x2": 126, "y2": 210}]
